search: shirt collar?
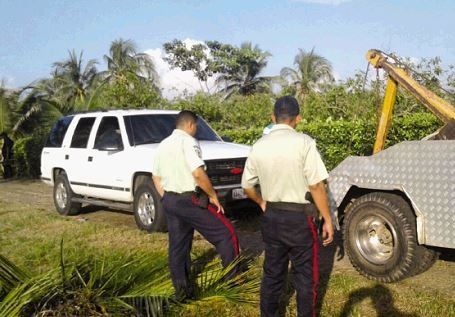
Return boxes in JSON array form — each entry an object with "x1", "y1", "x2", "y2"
[
  {"x1": 172, "y1": 129, "x2": 193, "y2": 138},
  {"x1": 270, "y1": 124, "x2": 295, "y2": 132}
]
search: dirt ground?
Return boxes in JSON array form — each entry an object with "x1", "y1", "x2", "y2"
[{"x1": 1, "y1": 179, "x2": 454, "y2": 299}]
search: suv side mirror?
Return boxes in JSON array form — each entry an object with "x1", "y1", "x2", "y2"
[{"x1": 221, "y1": 135, "x2": 232, "y2": 142}]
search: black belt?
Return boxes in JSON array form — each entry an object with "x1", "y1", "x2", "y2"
[
  {"x1": 267, "y1": 201, "x2": 317, "y2": 217},
  {"x1": 165, "y1": 191, "x2": 195, "y2": 197}
]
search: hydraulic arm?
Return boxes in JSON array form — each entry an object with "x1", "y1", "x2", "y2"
[{"x1": 366, "y1": 49, "x2": 455, "y2": 153}]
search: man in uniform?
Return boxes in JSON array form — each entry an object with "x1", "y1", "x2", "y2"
[
  {"x1": 152, "y1": 110, "x2": 239, "y2": 300},
  {"x1": 241, "y1": 96, "x2": 334, "y2": 317}
]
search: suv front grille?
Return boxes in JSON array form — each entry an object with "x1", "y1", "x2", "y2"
[{"x1": 205, "y1": 158, "x2": 246, "y2": 186}]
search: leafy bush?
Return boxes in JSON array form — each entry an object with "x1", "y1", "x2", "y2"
[
  {"x1": 169, "y1": 93, "x2": 224, "y2": 123},
  {"x1": 12, "y1": 132, "x2": 47, "y2": 178},
  {"x1": 166, "y1": 93, "x2": 274, "y2": 131},
  {"x1": 94, "y1": 74, "x2": 162, "y2": 110},
  {"x1": 219, "y1": 113, "x2": 442, "y2": 170}
]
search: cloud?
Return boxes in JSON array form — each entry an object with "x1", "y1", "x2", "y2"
[
  {"x1": 145, "y1": 38, "x2": 217, "y2": 100},
  {"x1": 290, "y1": 0, "x2": 351, "y2": 5},
  {"x1": 0, "y1": 76, "x2": 16, "y2": 89}
]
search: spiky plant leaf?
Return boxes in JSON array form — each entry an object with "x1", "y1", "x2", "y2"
[
  {"x1": 0, "y1": 254, "x2": 30, "y2": 297},
  {"x1": 189, "y1": 257, "x2": 261, "y2": 306}
]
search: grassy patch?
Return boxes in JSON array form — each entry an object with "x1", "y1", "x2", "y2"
[{"x1": 1, "y1": 199, "x2": 454, "y2": 316}]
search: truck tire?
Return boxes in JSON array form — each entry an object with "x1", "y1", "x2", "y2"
[
  {"x1": 133, "y1": 182, "x2": 167, "y2": 233},
  {"x1": 343, "y1": 192, "x2": 426, "y2": 282},
  {"x1": 53, "y1": 172, "x2": 81, "y2": 216}
]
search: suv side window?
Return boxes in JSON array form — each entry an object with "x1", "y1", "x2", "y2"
[
  {"x1": 94, "y1": 116, "x2": 123, "y2": 150},
  {"x1": 45, "y1": 116, "x2": 74, "y2": 148},
  {"x1": 70, "y1": 117, "x2": 96, "y2": 148}
]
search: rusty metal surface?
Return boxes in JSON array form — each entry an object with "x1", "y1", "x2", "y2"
[{"x1": 328, "y1": 140, "x2": 455, "y2": 249}]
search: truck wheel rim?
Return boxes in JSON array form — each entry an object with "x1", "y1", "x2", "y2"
[
  {"x1": 355, "y1": 214, "x2": 397, "y2": 264},
  {"x1": 138, "y1": 192, "x2": 155, "y2": 226},
  {"x1": 56, "y1": 183, "x2": 67, "y2": 209}
]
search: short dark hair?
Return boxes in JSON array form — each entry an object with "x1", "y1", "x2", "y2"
[
  {"x1": 176, "y1": 110, "x2": 198, "y2": 128},
  {"x1": 274, "y1": 96, "x2": 300, "y2": 122}
]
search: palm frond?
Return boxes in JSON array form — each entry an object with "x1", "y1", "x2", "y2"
[
  {"x1": 188, "y1": 257, "x2": 261, "y2": 306},
  {"x1": 0, "y1": 254, "x2": 30, "y2": 298}
]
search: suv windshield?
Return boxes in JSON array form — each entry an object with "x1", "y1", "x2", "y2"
[{"x1": 124, "y1": 114, "x2": 221, "y2": 146}]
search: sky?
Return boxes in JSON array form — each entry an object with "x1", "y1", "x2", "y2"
[{"x1": 1, "y1": 0, "x2": 454, "y2": 98}]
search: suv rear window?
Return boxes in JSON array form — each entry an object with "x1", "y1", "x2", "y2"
[
  {"x1": 124, "y1": 114, "x2": 221, "y2": 146},
  {"x1": 70, "y1": 117, "x2": 96, "y2": 148},
  {"x1": 45, "y1": 116, "x2": 74, "y2": 148}
]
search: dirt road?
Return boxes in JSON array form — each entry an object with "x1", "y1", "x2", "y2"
[{"x1": 1, "y1": 179, "x2": 454, "y2": 298}]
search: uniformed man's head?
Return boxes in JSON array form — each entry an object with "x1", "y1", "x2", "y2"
[
  {"x1": 176, "y1": 110, "x2": 198, "y2": 136},
  {"x1": 272, "y1": 96, "x2": 301, "y2": 127}
]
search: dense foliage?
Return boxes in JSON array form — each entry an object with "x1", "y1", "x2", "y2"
[
  {"x1": 219, "y1": 113, "x2": 441, "y2": 170},
  {"x1": 1, "y1": 38, "x2": 453, "y2": 178},
  {"x1": 12, "y1": 132, "x2": 47, "y2": 178}
]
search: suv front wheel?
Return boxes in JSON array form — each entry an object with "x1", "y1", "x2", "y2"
[
  {"x1": 53, "y1": 172, "x2": 81, "y2": 216},
  {"x1": 133, "y1": 182, "x2": 167, "y2": 233}
]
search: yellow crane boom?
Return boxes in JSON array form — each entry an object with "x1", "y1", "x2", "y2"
[{"x1": 366, "y1": 49, "x2": 455, "y2": 153}]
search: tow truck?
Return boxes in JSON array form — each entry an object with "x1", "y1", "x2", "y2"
[{"x1": 328, "y1": 49, "x2": 455, "y2": 282}]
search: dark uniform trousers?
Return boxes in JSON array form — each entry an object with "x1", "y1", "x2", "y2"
[
  {"x1": 162, "y1": 192, "x2": 239, "y2": 296},
  {"x1": 260, "y1": 206, "x2": 319, "y2": 317}
]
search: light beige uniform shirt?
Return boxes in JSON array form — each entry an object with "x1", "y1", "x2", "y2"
[
  {"x1": 241, "y1": 124, "x2": 328, "y2": 204},
  {"x1": 153, "y1": 129, "x2": 205, "y2": 193}
]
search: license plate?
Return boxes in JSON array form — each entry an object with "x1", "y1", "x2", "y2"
[{"x1": 232, "y1": 188, "x2": 247, "y2": 200}]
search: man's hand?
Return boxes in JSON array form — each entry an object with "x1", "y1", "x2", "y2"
[
  {"x1": 309, "y1": 181, "x2": 334, "y2": 246},
  {"x1": 322, "y1": 220, "x2": 334, "y2": 246},
  {"x1": 152, "y1": 175, "x2": 164, "y2": 198},
  {"x1": 259, "y1": 200, "x2": 266, "y2": 212},
  {"x1": 244, "y1": 187, "x2": 265, "y2": 212},
  {"x1": 209, "y1": 196, "x2": 225, "y2": 214}
]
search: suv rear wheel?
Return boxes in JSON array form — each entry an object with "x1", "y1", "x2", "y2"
[
  {"x1": 133, "y1": 181, "x2": 167, "y2": 232},
  {"x1": 53, "y1": 172, "x2": 81, "y2": 216}
]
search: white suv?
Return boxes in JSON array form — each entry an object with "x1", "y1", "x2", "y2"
[{"x1": 40, "y1": 109, "x2": 250, "y2": 232}]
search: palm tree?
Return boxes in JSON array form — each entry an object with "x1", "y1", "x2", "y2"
[
  {"x1": 10, "y1": 80, "x2": 64, "y2": 136},
  {"x1": 0, "y1": 82, "x2": 18, "y2": 133},
  {"x1": 52, "y1": 50, "x2": 98, "y2": 109},
  {"x1": 102, "y1": 39, "x2": 158, "y2": 86},
  {"x1": 280, "y1": 48, "x2": 334, "y2": 100},
  {"x1": 216, "y1": 42, "x2": 272, "y2": 99}
]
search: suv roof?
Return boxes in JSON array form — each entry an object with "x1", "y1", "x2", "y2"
[{"x1": 71, "y1": 109, "x2": 180, "y2": 117}]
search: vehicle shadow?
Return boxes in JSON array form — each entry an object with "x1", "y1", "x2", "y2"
[
  {"x1": 78, "y1": 205, "x2": 132, "y2": 216},
  {"x1": 436, "y1": 247, "x2": 455, "y2": 262},
  {"x1": 339, "y1": 284, "x2": 418, "y2": 317},
  {"x1": 229, "y1": 206, "x2": 265, "y2": 258}
]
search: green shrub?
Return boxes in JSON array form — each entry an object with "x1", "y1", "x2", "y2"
[
  {"x1": 12, "y1": 132, "x2": 47, "y2": 178},
  {"x1": 170, "y1": 93, "x2": 224, "y2": 123},
  {"x1": 166, "y1": 93, "x2": 274, "y2": 131},
  {"x1": 219, "y1": 113, "x2": 442, "y2": 171}
]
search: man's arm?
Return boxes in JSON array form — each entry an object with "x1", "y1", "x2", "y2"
[
  {"x1": 309, "y1": 181, "x2": 334, "y2": 246},
  {"x1": 192, "y1": 167, "x2": 224, "y2": 213},
  {"x1": 152, "y1": 175, "x2": 165, "y2": 198},
  {"x1": 244, "y1": 187, "x2": 266, "y2": 212}
]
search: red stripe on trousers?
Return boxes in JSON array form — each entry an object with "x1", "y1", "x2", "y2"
[
  {"x1": 191, "y1": 196, "x2": 239, "y2": 256},
  {"x1": 207, "y1": 204, "x2": 240, "y2": 257},
  {"x1": 307, "y1": 216, "x2": 319, "y2": 317}
]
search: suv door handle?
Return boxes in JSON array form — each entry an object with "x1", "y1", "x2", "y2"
[
  {"x1": 65, "y1": 154, "x2": 69, "y2": 160},
  {"x1": 88, "y1": 156, "x2": 93, "y2": 162}
]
